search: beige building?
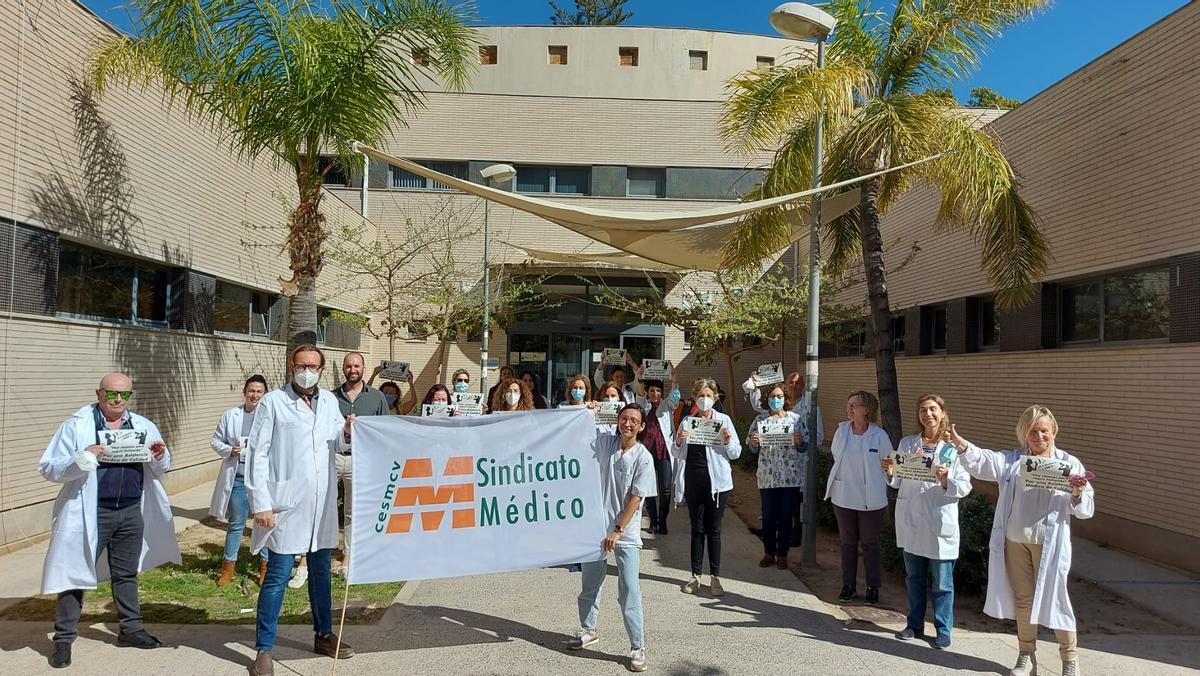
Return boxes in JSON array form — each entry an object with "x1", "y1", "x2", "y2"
[{"x1": 818, "y1": 3, "x2": 1200, "y2": 573}]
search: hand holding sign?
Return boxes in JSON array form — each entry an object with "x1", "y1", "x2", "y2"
[
  {"x1": 755, "y1": 362, "x2": 784, "y2": 386},
  {"x1": 379, "y1": 360, "x2": 410, "y2": 380},
  {"x1": 685, "y1": 417, "x2": 723, "y2": 445},
  {"x1": 98, "y1": 428, "x2": 152, "y2": 463},
  {"x1": 602, "y1": 348, "x2": 627, "y2": 366},
  {"x1": 641, "y1": 359, "x2": 671, "y2": 380}
]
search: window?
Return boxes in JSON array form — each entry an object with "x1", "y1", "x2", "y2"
[
  {"x1": 626, "y1": 167, "x2": 665, "y2": 198},
  {"x1": 390, "y1": 160, "x2": 468, "y2": 190},
  {"x1": 926, "y1": 305, "x2": 948, "y2": 352},
  {"x1": 480, "y1": 45, "x2": 498, "y2": 65},
  {"x1": 515, "y1": 165, "x2": 591, "y2": 195},
  {"x1": 411, "y1": 48, "x2": 430, "y2": 66},
  {"x1": 619, "y1": 47, "x2": 638, "y2": 67},
  {"x1": 891, "y1": 314, "x2": 906, "y2": 354},
  {"x1": 826, "y1": 320, "x2": 867, "y2": 358},
  {"x1": 756, "y1": 56, "x2": 775, "y2": 70},
  {"x1": 214, "y1": 281, "x2": 275, "y2": 336},
  {"x1": 318, "y1": 157, "x2": 348, "y2": 187},
  {"x1": 318, "y1": 307, "x2": 362, "y2": 349},
  {"x1": 689, "y1": 50, "x2": 708, "y2": 71},
  {"x1": 56, "y1": 240, "x2": 170, "y2": 324},
  {"x1": 1061, "y1": 268, "x2": 1169, "y2": 343},
  {"x1": 548, "y1": 45, "x2": 568, "y2": 65},
  {"x1": 978, "y1": 297, "x2": 1000, "y2": 349}
]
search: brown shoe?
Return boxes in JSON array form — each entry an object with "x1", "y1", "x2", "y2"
[
  {"x1": 758, "y1": 554, "x2": 774, "y2": 568},
  {"x1": 250, "y1": 650, "x2": 273, "y2": 676},
  {"x1": 776, "y1": 556, "x2": 789, "y2": 570},
  {"x1": 257, "y1": 559, "x2": 269, "y2": 586},
  {"x1": 313, "y1": 632, "x2": 354, "y2": 659},
  {"x1": 216, "y1": 561, "x2": 236, "y2": 587}
]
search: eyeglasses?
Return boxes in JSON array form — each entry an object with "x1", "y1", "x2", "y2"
[{"x1": 103, "y1": 390, "x2": 133, "y2": 401}]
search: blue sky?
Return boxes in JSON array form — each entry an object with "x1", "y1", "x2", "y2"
[{"x1": 83, "y1": 0, "x2": 1189, "y2": 102}]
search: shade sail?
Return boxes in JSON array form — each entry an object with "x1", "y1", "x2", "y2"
[{"x1": 508, "y1": 244, "x2": 684, "y2": 271}]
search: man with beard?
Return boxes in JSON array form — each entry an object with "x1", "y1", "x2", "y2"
[{"x1": 331, "y1": 352, "x2": 388, "y2": 574}]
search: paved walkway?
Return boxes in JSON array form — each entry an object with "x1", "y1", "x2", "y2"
[{"x1": 0, "y1": 481, "x2": 1196, "y2": 675}]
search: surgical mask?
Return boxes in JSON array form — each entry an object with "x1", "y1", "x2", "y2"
[
  {"x1": 768, "y1": 396, "x2": 785, "y2": 412},
  {"x1": 505, "y1": 391, "x2": 521, "y2": 406},
  {"x1": 385, "y1": 394, "x2": 398, "y2": 406},
  {"x1": 605, "y1": 396, "x2": 620, "y2": 403},
  {"x1": 454, "y1": 381, "x2": 470, "y2": 393},
  {"x1": 696, "y1": 397, "x2": 714, "y2": 412},
  {"x1": 293, "y1": 368, "x2": 319, "y2": 389},
  {"x1": 571, "y1": 388, "x2": 586, "y2": 401},
  {"x1": 669, "y1": 388, "x2": 681, "y2": 405}
]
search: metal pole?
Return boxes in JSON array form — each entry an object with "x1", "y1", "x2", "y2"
[
  {"x1": 480, "y1": 198, "x2": 490, "y2": 395},
  {"x1": 802, "y1": 37, "x2": 825, "y2": 567}
]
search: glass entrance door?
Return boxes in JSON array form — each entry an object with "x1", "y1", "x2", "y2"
[{"x1": 549, "y1": 334, "x2": 584, "y2": 406}]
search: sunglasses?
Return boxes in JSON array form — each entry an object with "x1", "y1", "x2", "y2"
[
  {"x1": 454, "y1": 378, "x2": 470, "y2": 383},
  {"x1": 103, "y1": 390, "x2": 133, "y2": 401}
]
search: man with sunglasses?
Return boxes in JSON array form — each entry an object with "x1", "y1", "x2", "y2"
[{"x1": 38, "y1": 373, "x2": 181, "y2": 669}]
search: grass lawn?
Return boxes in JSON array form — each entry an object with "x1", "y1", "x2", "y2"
[{"x1": 0, "y1": 522, "x2": 404, "y2": 625}]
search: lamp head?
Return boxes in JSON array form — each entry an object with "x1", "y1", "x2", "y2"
[
  {"x1": 769, "y1": 3, "x2": 836, "y2": 41},
  {"x1": 480, "y1": 163, "x2": 517, "y2": 184}
]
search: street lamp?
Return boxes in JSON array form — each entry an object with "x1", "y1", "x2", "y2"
[
  {"x1": 769, "y1": 1, "x2": 836, "y2": 568},
  {"x1": 479, "y1": 163, "x2": 517, "y2": 397}
]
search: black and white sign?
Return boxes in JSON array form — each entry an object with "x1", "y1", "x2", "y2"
[
  {"x1": 451, "y1": 392, "x2": 483, "y2": 416},
  {"x1": 890, "y1": 451, "x2": 937, "y2": 482},
  {"x1": 602, "y1": 348, "x2": 627, "y2": 366},
  {"x1": 685, "y1": 417, "x2": 724, "y2": 446},
  {"x1": 755, "y1": 362, "x2": 785, "y2": 386},
  {"x1": 758, "y1": 417, "x2": 795, "y2": 452},
  {"x1": 641, "y1": 359, "x2": 671, "y2": 380},
  {"x1": 99, "y1": 428, "x2": 151, "y2": 463},
  {"x1": 1020, "y1": 455, "x2": 1073, "y2": 493},
  {"x1": 422, "y1": 403, "x2": 451, "y2": 418},
  {"x1": 380, "y1": 360, "x2": 410, "y2": 380},
  {"x1": 595, "y1": 401, "x2": 622, "y2": 425}
]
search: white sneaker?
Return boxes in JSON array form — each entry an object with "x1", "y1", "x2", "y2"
[
  {"x1": 566, "y1": 628, "x2": 598, "y2": 650},
  {"x1": 287, "y1": 566, "x2": 308, "y2": 589},
  {"x1": 1062, "y1": 660, "x2": 1079, "y2": 676},
  {"x1": 681, "y1": 575, "x2": 701, "y2": 594},
  {"x1": 629, "y1": 648, "x2": 647, "y2": 672},
  {"x1": 1010, "y1": 651, "x2": 1037, "y2": 676},
  {"x1": 710, "y1": 576, "x2": 725, "y2": 597}
]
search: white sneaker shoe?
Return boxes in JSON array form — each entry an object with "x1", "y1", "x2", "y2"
[
  {"x1": 566, "y1": 628, "x2": 598, "y2": 650},
  {"x1": 287, "y1": 566, "x2": 308, "y2": 589},
  {"x1": 1010, "y1": 651, "x2": 1037, "y2": 676},
  {"x1": 1062, "y1": 660, "x2": 1079, "y2": 676},
  {"x1": 681, "y1": 575, "x2": 701, "y2": 594},
  {"x1": 629, "y1": 648, "x2": 647, "y2": 672}
]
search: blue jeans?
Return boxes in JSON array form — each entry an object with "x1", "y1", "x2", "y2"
[
  {"x1": 759, "y1": 487, "x2": 799, "y2": 557},
  {"x1": 255, "y1": 548, "x2": 333, "y2": 651},
  {"x1": 578, "y1": 547, "x2": 644, "y2": 649},
  {"x1": 902, "y1": 550, "x2": 955, "y2": 637},
  {"x1": 224, "y1": 477, "x2": 267, "y2": 562}
]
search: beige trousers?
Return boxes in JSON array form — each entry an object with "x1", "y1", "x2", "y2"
[{"x1": 1004, "y1": 539, "x2": 1077, "y2": 661}]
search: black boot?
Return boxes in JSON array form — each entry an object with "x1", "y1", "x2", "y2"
[{"x1": 50, "y1": 642, "x2": 71, "y2": 668}]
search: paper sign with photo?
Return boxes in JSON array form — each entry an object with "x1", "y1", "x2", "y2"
[
  {"x1": 602, "y1": 348, "x2": 627, "y2": 366},
  {"x1": 757, "y1": 417, "x2": 794, "y2": 452},
  {"x1": 755, "y1": 362, "x2": 785, "y2": 386},
  {"x1": 451, "y1": 392, "x2": 483, "y2": 416},
  {"x1": 685, "y1": 417, "x2": 724, "y2": 446},
  {"x1": 380, "y1": 360, "x2": 410, "y2": 380},
  {"x1": 890, "y1": 451, "x2": 938, "y2": 482},
  {"x1": 422, "y1": 403, "x2": 451, "y2": 418},
  {"x1": 641, "y1": 359, "x2": 671, "y2": 380},
  {"x1": 1019, "y1": 455, "x2": 1073, "y2": 493},
  {"x1": 99, "y1": 428, "x2": 152, "y2": 463},
  {"x1": 595, "y1": 401, "x2": 622, "y2": 425}
]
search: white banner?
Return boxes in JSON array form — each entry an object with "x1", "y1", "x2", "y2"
[{"x1": 349, "y1": 408, "x2": 607, "y2": 584}]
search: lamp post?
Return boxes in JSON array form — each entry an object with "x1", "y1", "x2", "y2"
[
  {"x1": 769, "y1": 2, "x2": 836, "y2": 568},
  {"x1": 478, "y1": 163, "x2": 517, "y2": 396}
]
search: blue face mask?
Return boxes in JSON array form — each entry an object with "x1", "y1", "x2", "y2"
[
  {"x1": 384, "y1": 394, "x2": 398, "y2": 406},
  {"x1": 768, "y1": 396, "x2": 785, "y2": 412},
  {"x1": 571, "y1": 388, "x2": 586, "y2": 401},
  {"x1": 669, "y1": 388, "x2": 681, "y2": 404},
  {"x1": 454, "y1": 381, "x2": 470, "y2": 393}
]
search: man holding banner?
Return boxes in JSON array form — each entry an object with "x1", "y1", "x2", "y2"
[{"x1": 246, "y1": 345, "x2": 354, "y2": 676}]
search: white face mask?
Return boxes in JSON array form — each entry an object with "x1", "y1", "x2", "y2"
[
  {"x1": 605, "y1": 396, "x2": 621, "y2": 403},
  {"x1": 293, "y1": 368, "x2": 319, "y2": 389},
  {"x1": 505, "y1": 391, "x2": 521, "y2": 406},
  {"x1": 696, "y1": 396, "x2": 714, "y2": 412}
]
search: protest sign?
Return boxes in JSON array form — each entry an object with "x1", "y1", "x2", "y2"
[
  {"x1": 755, "y1": 362, "x2": 784, "y2": 386},
  {"x1": 684, "y1": 417, "x2": 723, "y2": 445},
  {"x1": 422, "y1": 403, "x2": 451, "y2": 418},
  {"x1": 890, "y1": 451, "x2": 938, "y2": 482},
  {"x1": 641, "y1": 359, "x2": 671, "y2": 380},
  {"x1": 349, "y1": 409, "x2": 606, "y2": 583},
  {"x1": 99, "y1": 428, "x2": 151, "y2": 463},
  {"x1": 1019, "y1": 455, "x2": 1074, "y2": 493},
  {"x1": 380, "y1": 360, "x2": 410, "y2": 380},
  {"x1": 595, "y1": 401, "x2": 621, "y2": 425},
  {"x1": 602, "y1": 348, "x2": 626, "y2": 366},
  {"x1": 451, "y1": 392, "x2": 484, "y2": 416},
  {"x1": 757, "y1": 417, "x2": 795, "y2": 452}
]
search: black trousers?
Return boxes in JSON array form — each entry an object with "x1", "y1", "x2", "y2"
[
  {"x1": 55, "y1": 503, "x2": 145, "y2": 643},
  {"x1": 645, "y1": 454, "x2": 673, "y2": 530},
  {"x1": 685, "y1": 472, "x2": 729, "y2": 576}
]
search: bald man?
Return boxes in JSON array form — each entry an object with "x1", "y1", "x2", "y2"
[{"x1": 38, "y1": 373, "x2": 180, "y2": 668}]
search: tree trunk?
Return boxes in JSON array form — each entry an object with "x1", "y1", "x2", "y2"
[
  {"x1": 858, "y1": 178, "x2": 903, "y2": 446},
  {"x1": 286, "y1": 273, "x2": 319, "y2": 359},
  {"x1": 436, "y1": 338, "x2": 451, "y2": 385},
  {"x1": 284, "y1": 156, "x2": 327, "y2": 372},
  {"x1": 720, "y1": 339, "x2": 740, "y2": 418}
]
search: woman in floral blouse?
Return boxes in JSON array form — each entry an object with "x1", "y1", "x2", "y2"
[{"x1": 746, "y1": 384, "x2": 808, "y2": 569}]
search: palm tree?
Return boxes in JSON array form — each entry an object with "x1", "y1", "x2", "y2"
[
  {"x1": 88, "y1": 0, "x2": 477, "y2": 357},
  {"x1": 721, "y1": 0, "x2": 1050, "y2": 444}
]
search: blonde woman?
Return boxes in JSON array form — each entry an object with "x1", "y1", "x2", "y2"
[
  {"x1": 560, "y1": 374, "x2": 593, "y2": 408},
  {"x1": 825, "y1": 390, "x2": 892, "y2": 605},
  {"x1": 946, "y1": 406, "x2": 1093, "y2": 676},
  {"x1": 881, "y1": 394, "x2": 972, "y2": 649},
  {"x1": 490, "y1": 378, "x2": 534, "y2": 412},
  {"x1": 672, "y1": 378, "x2": 741, "y2": 596}
]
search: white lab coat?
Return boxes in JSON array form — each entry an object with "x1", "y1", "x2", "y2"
[
  {"x1": 741, "y1": 377, "x2": 825, "y2": 447},
  {"x1": 824, "y1": 421, "x2": 892, "y2": 511},
  {"x1": 960, "y1": 444, "x2": 1094, "y2": 632},
  {"x1": 889, "y1": 435, "x2": 973, "y2": 561},
  {"x1": 670, "y1": 410, "x2": 741, "y2": 503},
  {"x1": 208, "y1": 405, "x2": 248, "y2": 520},
  {"x1": 246, "y1": 385, "x2": 349, "y2": 556},
  {"x1": 38, "y1": 405, "x2": 181, "y2": 595}
]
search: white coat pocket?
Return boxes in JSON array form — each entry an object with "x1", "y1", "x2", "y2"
[{"x1": 268, "y1": 479, "x2": 295, "y2": 512}]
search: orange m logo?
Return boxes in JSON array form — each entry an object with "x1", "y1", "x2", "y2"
[{"x1": 386, "y1": 456, "x2": 475, "y2": 534}]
